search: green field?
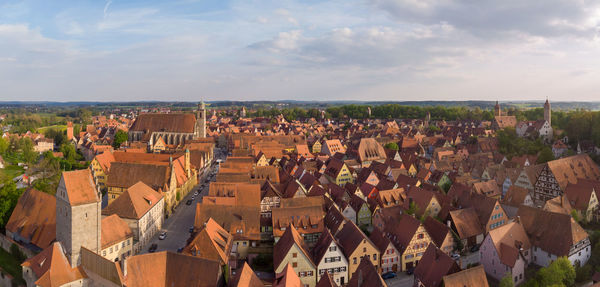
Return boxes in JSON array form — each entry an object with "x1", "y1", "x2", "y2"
[
  {"x1": 0, "y1": 165, "x2": 24, "y2": 182},
  {"x1": 37, "y1": 124, "x2": 67, "y2": 133}
]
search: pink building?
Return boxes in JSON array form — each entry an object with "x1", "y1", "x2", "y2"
[{"x1": 479, "y1": 222, "x2": 531, "y2": 285}]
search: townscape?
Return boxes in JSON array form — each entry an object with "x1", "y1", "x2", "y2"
[{"x1": 0, "y1": 99, "x2": 599, "y2": 287}]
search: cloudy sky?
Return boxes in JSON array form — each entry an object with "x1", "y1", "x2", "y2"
[{"x1": 1, "y1": 0, "x2": 600, "y2": 102}]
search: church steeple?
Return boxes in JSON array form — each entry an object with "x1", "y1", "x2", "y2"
[
  {"x1": 544, "y1": 97, "x2": 551, "y2": 126},
  {"x1": 494, "y1": 101, "x2": 501, "y2": 117},
  {"x1": 196, "y1": 101, "x2": 206, "y2": 138}
]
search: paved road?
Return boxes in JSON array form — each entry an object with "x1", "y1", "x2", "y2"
[
  {"x1": 142, "y1": 148, "x2": 226, "y2": 254},
  {"x1": 384, "y1": 272, "x2": 414, "y2": 287}
]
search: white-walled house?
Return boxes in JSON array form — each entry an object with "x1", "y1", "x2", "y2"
[
  {"x1": 312, "y1": 229, "x2": 349, "y2": 285},
  {"x1": 518, "y1": 206, "x2": 591, "y2": 267}
]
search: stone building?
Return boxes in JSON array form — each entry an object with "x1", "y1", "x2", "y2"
[{"x1": 55, "y1": 169, "x2": 102, "y2": 268}]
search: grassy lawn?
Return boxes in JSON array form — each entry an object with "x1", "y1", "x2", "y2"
[
  {"x1": 0, "y1": 248, "x2": 25, "y2": 285},
  {"x1": 36, "y1": 124, "x2": 67, "y2": 133},
  {"x1": 0, "y1": 165, "x2": 25, "y2": 182}
]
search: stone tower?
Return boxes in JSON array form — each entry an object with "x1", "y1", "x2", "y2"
[
  {"x1": 240, "y1": 106, "x2": 247, "y2": 118},
  {"x1": 55, "y1": 169, "x2": 101, "y2": 267},
  {"x1": 544, "y1": 97, "x2": 551, "y2": 126},
  {"x1": 494, "y1": 101, "x2": 501, "y2": 117},
  {"x1": 196, "y1": 101, "x2": 206, "y2": 138}
]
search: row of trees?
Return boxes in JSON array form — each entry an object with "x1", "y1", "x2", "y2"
[{"x1": 496, "y1": 128, "x2": 555, "y2": 162}]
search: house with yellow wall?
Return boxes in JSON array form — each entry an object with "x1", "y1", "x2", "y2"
[
  {"x1": 335, "y1": 221, "x2": 380, "y2": 279},
  {"x1": 274, "y1": 225, "x2": 317, "y2": 287}
]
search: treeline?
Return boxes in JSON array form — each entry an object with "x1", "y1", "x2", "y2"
[{"x1": 1, "y1": 107, "x2": 93, "y2": 133}]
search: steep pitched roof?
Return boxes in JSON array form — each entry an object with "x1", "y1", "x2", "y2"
[
  {"x1": 273, "y1": 225, "x2": 315, "y2": 270},
  {"x1": 102, "y1": 181, "x2": 163, "y2": 219},
  {"x1": 184, "y1": 218, "x2": 233, "y2": 265},
  {"x1": 194, "y1": 204, "x2": 261, "y2": 241},
  {"x1": 312, "y1": 229, "x2": 338, "y2": 264},
  {"x1": 123, "y1": 251, "x2": 222, "y2": 287},
  {"x1": 545, "y1": 154, "x2": 600, "y2": 191},
  {"x1": 423, "y1": 216, "x2": 450, "y2": 248},
  {"x1": 335, "y1": 220, "x2": 374, "y2": 258},
  {"x1": 130, "y1": 113, "x2": 196, "y2": 134},
  {"x1": 21, "y1": 242, "x2": 87, "y2": 287},
  {"x1": 442, "y1": 265, "x2": 489, "y2": 287},
  {"x1": 517, "y1": 206, "x2": 588, "y2": 256},
  {"x1": 61, "y1": 169, "x2": 99, "y2": 205},
  {"x1": 101, "y1": 214, "x2": 133, "y2": 249},
  {"x1": 273, "y1": 263, "x2": 302, "y2": 287},
  {"x1": 384, "y1": 214, "x2": 422, "y2": 253},
  {"x1": 230, "y1": 262, "x2": 264, "y2": 287},
  {"x1": 449, "y1": 207, "x2": 484, "y2": 239},
  {"x1": 6, "y1": 188, "x2": 56, "y2": 249},
  {"x1": 106, "y1": 162, "x2": 169, "y2": 190},
  {"x1": 315, "y1": 272, "x2": 338, "y2": 287},
  {"x1": 414, "y1": 244, "x2": 460, "y2": 287},
  {"x1": 347, "y1": 257, "x2": 386, "y2": 287},
  {"x1": 487, "y1": 221, "x2": 531, "y2": 267},
  {"x1": 358, "y1": 138, "x2": 387, "y2": 164}
]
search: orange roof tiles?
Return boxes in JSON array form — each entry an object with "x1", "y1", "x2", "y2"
[
  {"x1": 62, "y1": 169, "x2": 99, "y2": 205},
  {"x1": 22, "y1": 242, "x2": 87, "y2": 287},
  {"x1": 6, "y1": 189, "x2": 56, "y2": 249},
  {"x1": 101, "y1": 214, "x2": 133, "y2": 249},
  {"x1": 102, "y1": 181, "x2": 164, "y2": 220}
]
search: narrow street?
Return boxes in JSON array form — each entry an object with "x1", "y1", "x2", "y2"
[{"x1": 141, "y1": 148, "x2": 226, "y2": 254}]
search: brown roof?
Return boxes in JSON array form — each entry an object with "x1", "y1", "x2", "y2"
[
  {"x1": 102, "y1": 181, "x2": 164, "y2": 219},
  {"x1": 517, "y1": 205, "x2": 588, "y2": 256},
  {"x1": 384, "y1": 213, "x2": 422, "y2": 253},
  {"x1": 502, "y1": 186, "x2": 531, "y2": 206},
  {"x1": 449, "y1": 208, "x2": 484, "y2": 239},
  {"x1": 130, "y1": 113, "x2": 196, "y2": 134},
  {"x1": 442, "y1": 265, "x2": 489, "y2": 287},
  {"x1": 358, "y1": 138, "x2": 387, "y2": 163},
  {"x1": 230, "y1": 262, "x2": 264, "y2": 287},
  {"x1": 273, "y1": 224, "x2": 315, "y2": 270},
  {"x1": 487, "y1": 221, "x2": 531, "y2": 267},
  {"x1": 564, "y1": 179, "x2": 600, "y2": 211},
  {"x1": 62, "y1": 169, "x2": 99, "y2": 205},
  {"x1": 101, "y1": 214, "x2": 133, "y2": 249},
  {"x1": 6, "y1": 189, "x2": 56, "y2": 249},
  {"x1": 312, "y1": 229, "x2": 339, "y2": 264},
  {"x1": 106, "y1": 162, "x2": 169, "y2": 190},
  {"x1": 194, "y1": 204, "x2": 261, "y2": 241},
  {"x1": 335, "y1": 220, "x2": 376, "y2": 258},
  {"x1": 546, "y1": 154, "x2": 600, "y2": 191},
  {"x1": 271, "y1": 206, "x2": 324, "y2": 238},
  {"x1": 123, "y1": 251, "x2": 222, "y2": 287},
  {"x1": 347, "y1": 257, "x2": 386, "y2": 287},
  {"x1": 315, "y1": 272, "x2": 338, "y2": 287},
  {"x1": 21, "y1": 242, "x2": 87, "y2": 287},
  {"x1": 184, "y1": 218, "x2": 233, "y2": 265},
  {"x1": 414, "y1": 244, "x2": 460, "y2": 287},
  {"x1": 423, "y1": 216, "x2": 450, "y2": 248}
]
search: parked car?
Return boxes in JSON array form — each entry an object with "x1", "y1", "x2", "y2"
[
  {"x1": 158, "y1": 231, "x2": 167, "y2": 240},
  {"x1": 186, "y1": 199, "x2": 193, "y2": 205},
  {"x1": 406, "y1": 267, "x2": 415, "y2": 275},
  {"x1": 148, "y1": 244, "x2": 158, "y2": 253},
  {"x1": 189, "y1": 226, "x2": 195, "y2": 233},
  {"x1": 177, "y1": 247, "x2": 184, "y2": 253},
  {"x1": 191, "y1": 195, "x2": 195, "y2": 200},
  {"x1": 451, "y1": 253, "x2": 460, "y2": 260},
  {"x1": 381, "y1": 272, "x2": 396, "y2": 279},
  {"x1": 470, "y1": 244, "x2": 480, "y2": 253},
  {"x1": 194, "y1": 191, "x2": 199, "y2": 196}
]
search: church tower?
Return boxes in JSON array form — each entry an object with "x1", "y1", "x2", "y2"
[
  {"x1": 494, "y1": 101, "x2": 501, "y2": 117},
  {"x1": 55, "y1": 170, "x2": 101, "y2": 267},
  {"x1": 196, "y1": 101, "x2": 206, "y2": 138},
  {"x1": 544, "y1": 97, "x2": 551, "y2": 126}
]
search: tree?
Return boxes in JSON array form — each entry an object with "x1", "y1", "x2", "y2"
[
  {"x1": 113, "y1": 130, "x2": 129, "y2": 149},
  {"x1": 384, "y1": 142, "x2": 399, "y2": 151},
  {"x1": 537, "y1": 147, "x2": 555, "y2": 164},
  {"x1": 0, "y1": 137, "x2": 8, "y2": 155},
  {"x1": 0, "y1": 180, "x2": 22, "y2": 229},
  {"x1": 20, "y1": 137, "x2": 37, "y2": 164},
  {"x1": 537, "y1": 257, "x2": 575, "y2": 287},
  {"x1": 60, "y1": 143, "x2": 77, "y2": 163},
  {"x1": 499, "y1": 272, "x2": 514, "y2": 287}
]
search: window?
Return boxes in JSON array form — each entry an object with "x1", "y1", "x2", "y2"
[
  {"x1": 292, "y1": 262, "x2": 298, "y2": 268},
  {"x1": 353, "y1": 257, "x2": 357, "y2": 264},
  {"x1": 103, "y1": 251, "x2": 106, "y2": 256},
  {"x1": 329, "y1": 246, "x2": 337, "y2": 252},
  {"x1": 418, "y1": 233, "x2": 424, "y2": 239},
  {"x1": 293, "y1": 253, "x2": 297, "y2": 258},
  {"x1": 373, "y1": 254, "x2": 377, "y2": 260}
]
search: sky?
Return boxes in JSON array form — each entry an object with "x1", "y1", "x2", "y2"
[{"x1": 1, "y1": 0, "x2": 600, "y2": 102}]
